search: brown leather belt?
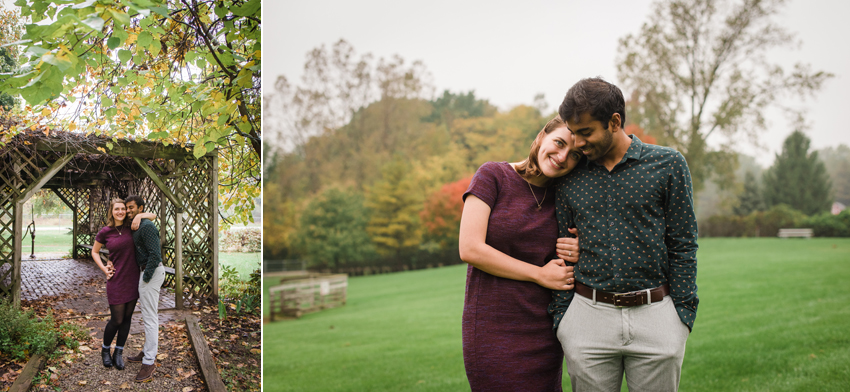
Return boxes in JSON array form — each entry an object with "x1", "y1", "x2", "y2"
[{"x1": 575, "y1": 282, "x2": 669, "y2": 307}]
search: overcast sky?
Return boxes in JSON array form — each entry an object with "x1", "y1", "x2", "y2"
[{"x1": 266, "y1": 0, "x2": 850, "y2": 168}]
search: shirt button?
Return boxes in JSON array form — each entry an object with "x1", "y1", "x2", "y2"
[
  {"x1": 615, "y1": 273, "x2": 620, "y2": 278},
  {"x1": 609, "y1": 221, "x2": 614, "y2": 226},
  {"x1": 612, "y1": 246, "x2": 617, "y2": 251},
  {"x1": 608, "y1": 197, "x2": 613, "y2": 202},
  {"x1": 608, "y1": 174, "x2": 612, "y2": 178}
]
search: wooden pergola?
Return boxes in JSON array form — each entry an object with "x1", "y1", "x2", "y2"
[{"x1": 0, "y1": 130, "x2": 218, "y2": 309}]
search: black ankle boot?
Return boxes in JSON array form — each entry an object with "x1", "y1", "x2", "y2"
[
  {"x1": 102, "y1": 347, "x2": 113, "y2": 368},
  {"x1": 113, "y1": 347, "x2": 125, "y2": 370}
]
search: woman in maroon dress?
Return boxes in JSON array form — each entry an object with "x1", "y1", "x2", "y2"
[
  {"x1": 91, "y1": 198, "x2": 150, "y2": 371},
  {"x1": 459, "y1": 116, "x2": 583, "y2": 391}
]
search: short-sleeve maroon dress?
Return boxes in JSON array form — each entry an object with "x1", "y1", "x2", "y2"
[
  {"x1": 462, "y1": 161, "x2": 564, "y2": 391},
  {"x1": 95, "y1": 226, "x2": 140, "y2": 305}
]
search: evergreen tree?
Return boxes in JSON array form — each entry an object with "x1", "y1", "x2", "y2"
[
  {"x1": 762, "y1": 130, "x2": 833, "y2": 215},
  {"x1": 733, "y1": 171, "x2": 766, "y2": 216}
]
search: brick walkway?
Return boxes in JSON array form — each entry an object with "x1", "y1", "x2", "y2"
[{"x1": 21, "y1": 257, "x2": 178, "y2": 335}]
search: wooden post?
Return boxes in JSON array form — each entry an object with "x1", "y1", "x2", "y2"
[
  {"x1": 12, "y1": 201, "x2": 22, "y2": 307},
  {"x1": 159, "y1": 190, "x2": 166, "y2": 256},
  {"x1": 175, "y1": 208, "x2": 183, "y2": 310},
  {"x1": 211, "y1": 154, "x2": 219, "y2": 299}
]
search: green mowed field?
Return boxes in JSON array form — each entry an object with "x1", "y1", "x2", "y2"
[
  {"x1": 17, "y1": 230, "x2": 258, "y2": 279},
  {"x1": 263, "y1": 238, "x2": 850, "y2": 392}
]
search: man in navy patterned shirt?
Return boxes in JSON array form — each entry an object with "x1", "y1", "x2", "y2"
[
  {"x1": 124, "y1": 195, "x2": 166, "y2": 383},
  {"x1": 550, "y1": 78, "x2": 698, "y2": 391}
]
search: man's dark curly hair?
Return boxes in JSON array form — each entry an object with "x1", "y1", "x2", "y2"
[{"x1": 559, "y1": 77, "x2": 626, "y2": 129}]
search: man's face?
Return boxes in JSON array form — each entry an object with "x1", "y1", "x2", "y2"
[
  {"x1": 125, "y1": 200, "x2": 143, "y2": 220},
  {"x1": 566, "y1": 112, "x2": 616, "y2": 162}
]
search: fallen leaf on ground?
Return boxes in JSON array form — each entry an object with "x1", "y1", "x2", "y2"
[
  {"x1": 120, "y1": 382, "x2": 130, "y2": 389},
  {"x1": 183, "y1": 387, "x2": 194, "y2": 392},
  {"x1": 78, "y1": 346, "x2": 91, "y2": 351},
  {"x1": 78, "y1": 380, "x2": 87, "y2": 385},
  {"x1": 156, "y1": 353, "x2": 168, "y2": 360}
]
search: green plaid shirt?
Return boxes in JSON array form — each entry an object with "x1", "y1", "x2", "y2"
[
  {"x1": 549, "y1": 135, "x2": 699, "y2": 331},
  {"x1": 132, "y1": 219, "x2": 162, "y2": 283}
]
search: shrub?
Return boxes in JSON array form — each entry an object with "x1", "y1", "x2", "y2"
[
  {"x1": 0, "y1": 299, "x2": 58, "y2": 361},
  {"x1": 220, "y1": 228, "x2": 261, "y2": 252},
  {"x1": 219, "y1": 264, "x2": 261, "y2": 314},
  {"x1": 801, "y1": 212, "x2": 850, "y2": 237}
]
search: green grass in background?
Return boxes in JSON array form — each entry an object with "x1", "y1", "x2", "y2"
[{"x1": 262, "y1": 238, "x2": 850, "y2": 392}]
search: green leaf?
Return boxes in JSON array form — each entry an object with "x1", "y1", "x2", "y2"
[
  {"x1": 117, "y1": 49, "x2": 131, "y2": 63},
  {"x1": 193, "y1": 142, "x2": 206, "y2": 158},
  {"x1": 149, "y1": 42, "x2": 160, "y2": 57},
  {"x1": 137, "y1": 32, "x2": 153, "y2": 48},
  {"x1": 105, "y1": 141, "x2": 113, "y2": 150},
  {"x1": 149, "y1": 7, "x2": 170, "y2": 17},
  {"x1": 41, "y1": 52, "x2": 74, "y2": 72},
  {"x1": 71, "y1": 0, "x2": 97, "y2": 9},
  {"x1": 109, "y1": 9, "x2": 130, "y2": 26},
  {"x1": 106, "y1": 37, "x2": 121, "y2": 50},
  {"x1": 231, "y1": 0, "x2": 260, "y2": 17},
  {"x1": 81, "y1": 15, "x2": 104, "y2": 31},
  {"x1": 101, "y1": 96, "x2": 113, "y2": 107},
  {"x1": 104, "y1": 107, "x2": 117, "y2": 118}
]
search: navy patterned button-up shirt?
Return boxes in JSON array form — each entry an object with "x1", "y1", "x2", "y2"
[
  {"x1": 132, "y1": 219, "x2": 162, "y2": 283},
  {"x1": 549, "y1": 135, "x2": 699, "y2": 331}
]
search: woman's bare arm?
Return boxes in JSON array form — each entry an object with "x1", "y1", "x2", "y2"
[
  {"x1": 92, "y1": 241, "x2": 113, "y2": 280},
  {"x1": 458, "y1": 195, "x2": 574, "y2": 290}
]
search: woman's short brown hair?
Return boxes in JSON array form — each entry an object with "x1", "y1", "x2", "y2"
[
  {"x1": 515, "y1": 116, "x2": 567, "y2": 180},
  {"x1": 106, "y1": 198, "x2": 126, "y2": 228}
]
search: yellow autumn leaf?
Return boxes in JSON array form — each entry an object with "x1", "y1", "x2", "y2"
[{"x1": 41, "y1": 108, "x2": 50, "y2": 116}]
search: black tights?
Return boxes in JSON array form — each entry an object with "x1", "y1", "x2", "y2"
[{"x1": 103, "y1": 299, "x2": 137, "y2": 348}]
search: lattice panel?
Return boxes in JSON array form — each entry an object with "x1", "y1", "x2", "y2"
[
  {"x1": 0, "y1": 186, "x2": 14, "y2": 297},
  {"x1": 173, "y1": 156, "x2": 215, "y2": 302}
]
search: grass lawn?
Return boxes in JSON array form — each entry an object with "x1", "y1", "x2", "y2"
[{"x1": 262, "y1": 238, "x2": 850, "y2": 392}]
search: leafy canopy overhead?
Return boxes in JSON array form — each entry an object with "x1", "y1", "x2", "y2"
[{"x1": 2, "y1": 0, "x2": 260, "y2": 225}]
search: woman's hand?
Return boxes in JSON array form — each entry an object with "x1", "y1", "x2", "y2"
[
  {"x1": 535, "y1": 259, "x2": 575, "y2": 291},
  {"x1": 555, "y1": 228, "x2": 580, "y2": 262},
  {"x1": 103, "y1": 266, "x2": 114, "y2": 280}
]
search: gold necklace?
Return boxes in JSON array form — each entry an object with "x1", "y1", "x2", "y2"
[
  {"x1": 527, "y1": 181, "x2": 547, "y2": 211},
  {"x1": 116, "y1": 224, "x2": 123, "y2": 235}
]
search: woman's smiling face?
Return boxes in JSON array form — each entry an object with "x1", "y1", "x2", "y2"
[
  {"x1": 112, "y1": 202, "x2": 126, "y2": 222},
  {"x1": 537, "y1": 126, "x2": 582, "y2": 178}
]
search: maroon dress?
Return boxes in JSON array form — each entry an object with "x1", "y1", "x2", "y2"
[
  {"x1": 95, "y1": 226, "x2": 140, "y2": 305},
  {"x1": 462, "y1": 161, "x2": 564, "y2": 391}
]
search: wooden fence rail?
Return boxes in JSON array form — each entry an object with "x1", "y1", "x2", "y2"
[{"x1": 269, "y1": 274, "x2": 348, "y2": 320}]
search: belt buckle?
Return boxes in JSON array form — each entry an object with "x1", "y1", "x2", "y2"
[{"x1": 612, "y1": 291, "x2": 639, "y2": 307}]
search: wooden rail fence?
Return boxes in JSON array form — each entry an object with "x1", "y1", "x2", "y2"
[{"x1": 268, "y1": 274, "x2": 348, "y2": 320}]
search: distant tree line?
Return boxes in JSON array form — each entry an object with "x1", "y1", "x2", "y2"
[{"x1": 701, "y1": 130, "x2": 850, "y2": 238}]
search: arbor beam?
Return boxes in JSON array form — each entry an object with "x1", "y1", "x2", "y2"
[{"x1": 132, "y1": 157, "x2": 184, "y2": 211}]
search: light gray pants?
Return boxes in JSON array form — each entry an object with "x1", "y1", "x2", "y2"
[
  {"x1": 138, "y1": 265, "x2": 165, "y2": 365},
  {"x1": 556, "y1": 293, "x2": 690, "y2": 392}
]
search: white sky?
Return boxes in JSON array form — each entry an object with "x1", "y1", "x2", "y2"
[{"x1": 265, "y1": 0, "x2": 850, "y2": 168}]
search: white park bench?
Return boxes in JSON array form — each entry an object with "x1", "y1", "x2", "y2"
[{"x1": 777, "y1": 228, "x2": 813, "y2": 238}]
